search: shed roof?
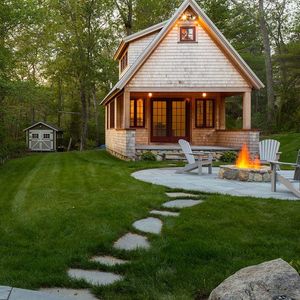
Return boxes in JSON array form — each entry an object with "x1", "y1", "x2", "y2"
[
  {"x1": 23, "y1": 121, "x2": 63, "y2": 132},
  {"x1": 101, "y1": 0, "x2": 265, "y2": 105}
]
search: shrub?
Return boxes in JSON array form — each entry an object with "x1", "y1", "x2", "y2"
[
  {"x1": 0, "y1": 140, "x2": 26, "y2": 165},
  {"x1": 220, "y1": 151, "x2": 237, "y2": 163},
  {"x1": 140, "y1": 151, "x2": 156, "y2": 161}
]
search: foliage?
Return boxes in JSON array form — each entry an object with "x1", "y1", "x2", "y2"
[
  {"x1": 140, "y1": 151, "x2": 157, "y2": 161},
  {"x1": 0, "y1": 151, "x2": 299, "y2": 298},
  {"x1": 219, "y1": 151, "x2": 237, "y2": 163},
  {"x1": 0, "y1": 140, "x2": 26, "y2": 164}
]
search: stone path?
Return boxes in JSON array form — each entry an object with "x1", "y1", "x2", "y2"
[
  {"x1": 2, "y1": 190, "x2": 202, "y2": 299},
  {"x1": 68, "y1": 269, "x2": 123, "y2": 286},
  {"x1": 163, "y1": 199, "x2": 203, "y2": 208},
  {"x1": 114, "y1": 232, "x2": 150, "y2": 250},
  {"x1": 132, "y1": 217, "x2": 163, "y2": 234}
]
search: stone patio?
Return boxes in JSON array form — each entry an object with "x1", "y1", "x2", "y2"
[{"x1": 132, "y1": 167, "x2": 299, "y2": 200}]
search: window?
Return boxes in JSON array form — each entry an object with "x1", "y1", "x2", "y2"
[
  {"x1": 120, "y1": 51, "x2": 128, "y2": 73},
  {"x1": 180, "y1": 26, "x2": 196, "y2": 42},
  {"x1": 32, "y1": 133, "x2": 39, "y2": 139},
  {"x1": 109, "y1": 101, "x2": 115, "y2": 129},
  {"x1": 43, "y1": 133, "x2": 50, "y2": 139},
  {"x1": 130, "y1": 98, "x2": 145, "y2": 127},
  {"x1": 196, "y1": 99, "x2": 215, "y2": 128}
]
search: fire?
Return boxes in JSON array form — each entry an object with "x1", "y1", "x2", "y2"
[{"x1": 236, "y1": 144, "x2": 261, "y2": 169}]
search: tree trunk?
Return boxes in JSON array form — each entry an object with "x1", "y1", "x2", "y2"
[
  {"x1": 258, "y1": 0, "x2": 275, "y2": 124},
  {"x1": 92, "y1": 86, "x2": 100, "y2": 146},
  {"x1": 57, "y1": 78, "x2": 63, "y2": 128},
  {"x1": 80, "y1": 87, "x2": 88, "y2": 151}
]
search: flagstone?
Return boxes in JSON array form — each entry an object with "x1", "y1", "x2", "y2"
[
  {"x1": 132, "y1": 217, "x2": 163, "y2": 234},
  {"x1": 114, "y1": 233, "x2": 150, "y2": 251},
  {"x1": 162, "y1": 199, "x2": 203, "y2": 208},
  {"x1": 40, "y1": 288, "x2": 97, "y2": 300},
  {"x1": 90, "y1": 255, "x2": 128, "y2": 266},
  {"x1": 166, "y1": 192, "x2": 198, "y2": 198},
  {"x1": 68, "y1": 269, "x2": 123, "y2": 286},
  {"x1": 150, "y1": 210, "x2": 180, "y2": 217}
]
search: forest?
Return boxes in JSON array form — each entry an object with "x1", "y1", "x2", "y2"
[{"x1": 0, "y1": 0, "x2": 299, "y2": 159}]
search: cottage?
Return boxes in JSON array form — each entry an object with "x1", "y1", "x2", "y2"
[
  {"x1": 101, "y1": 0, "x2": 264, "y2": 160},
  {"x1": 24, "y1": 121, "x2": 63, "y2": 152}
]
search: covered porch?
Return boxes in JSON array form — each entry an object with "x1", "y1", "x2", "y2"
[{"x1": 105, "y1": 88, "x2": 259, "y2": 160}]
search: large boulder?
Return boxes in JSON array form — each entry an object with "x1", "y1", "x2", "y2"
[{"x1": 209, "y1": 259, "x2": 300, "y2": 300}]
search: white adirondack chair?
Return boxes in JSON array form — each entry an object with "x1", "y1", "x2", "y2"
[
  {"x1": 176, "y1": 139, "x2": 212, "y2": 175},
  {"x1": 270, "y1": 150, "x2": 300, "y2": 198},
  {"x1": 259, "y1": 139, "x2": 281, "y2": 164}
]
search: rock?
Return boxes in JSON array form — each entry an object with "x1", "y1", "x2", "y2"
[
  {"x1": 165, "y1": 192, "x2": 198, "y2": 198},
  {"x1": 209, "y1": 259, "x2": 300, "y2": 300},
  {"x1": 40, "y1": 288, "x2": 98, "y2": 300}
]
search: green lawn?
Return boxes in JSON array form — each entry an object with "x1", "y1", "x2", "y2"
[
  {"x1": 264, "y1": 132, "x2": 300, "y2": 162},
  {"x1": 0, "y1": 150, "x2": 299, "y2": 300}
]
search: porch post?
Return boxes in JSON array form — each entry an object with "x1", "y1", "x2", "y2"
[
  {"x1": 124, "y1": 88, "x2": 130, "y2": 128},
  {"x1": 243, "y1": 91, "x2": 251, "y2": 129},
  {"x1": 219, "y1": 96, "x2": 226, "y2": 130},
  {"x1": 114, "y1": 97, "x2": 117, "y2": 128}
]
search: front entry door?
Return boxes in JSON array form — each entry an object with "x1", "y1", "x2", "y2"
[{"x1": 151, "y1": 99, "x2": 189, "y2": 143}]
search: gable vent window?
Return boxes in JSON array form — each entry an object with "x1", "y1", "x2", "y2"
[
  {"x1": 180, "y1": 26, "x2": 196, "y2": 42},
  {"x1": 120, "y1": 51, "x2": 128, "y2": 73}
]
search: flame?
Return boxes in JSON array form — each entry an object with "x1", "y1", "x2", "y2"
[{"x1": 236, "y1": 144, "x2": 261, "y2": 169}]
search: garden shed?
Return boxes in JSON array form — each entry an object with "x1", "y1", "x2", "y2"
[{"x1": 24, "y1": 121, "x2": 63, "y2": 152}]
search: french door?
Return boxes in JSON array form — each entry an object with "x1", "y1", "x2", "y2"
[{"x1": 151, "y1": 99, "x2": 189, "y2": 143}]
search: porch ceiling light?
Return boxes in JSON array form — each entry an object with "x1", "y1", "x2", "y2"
[
  {"x1": 148, "y1": 93, "x2": 153, "y2": 98},
  {"x1": 181, "y1": 14, "x2": 187, "y2": 21},
  {"x1": 202, "y1": 93, "x2": 207, "y2": 98}
]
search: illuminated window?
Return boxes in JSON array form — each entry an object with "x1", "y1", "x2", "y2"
[
  {"x1": 130, "y1": 98, "x2": 145, "y2": 127},
  {"x1": 180, "y1": 26, "x2": 196, "y2": 42},
  {"x1": 109, "y1": 101, "x2": 115, "y2": 129},
  {"x1": 196, "y1": 99, "x2": 214, "y2": 128},
  {"x1": 120, "y1": 51, "x2": 128, "y2": 72}
]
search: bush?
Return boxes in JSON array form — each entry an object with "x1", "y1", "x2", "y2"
[
  {"x1": 140, "y1": 151, "x2": 156, "y2": 161},
  {"x1": 0, "y1": 140, "x2": 26, "y2": 165},
  {"x1": 220, "y1": 151, "x2": 237, "y2": 163}
]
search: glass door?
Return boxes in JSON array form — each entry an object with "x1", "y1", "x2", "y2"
[{"x1": 151, "y1": 99, "x2": 189, "y2": 142}]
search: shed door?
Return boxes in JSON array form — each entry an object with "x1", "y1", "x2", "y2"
[{"x1": 29, "y1": 130, "x2": 54, "y2": 151}]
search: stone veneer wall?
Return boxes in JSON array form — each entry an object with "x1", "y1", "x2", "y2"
[
  {"x1": 215, "y1": 130, "x2": 260, "y2": 154},
  {"x1": 105, "y1": 129, "x2": 136, "y2": 160}
]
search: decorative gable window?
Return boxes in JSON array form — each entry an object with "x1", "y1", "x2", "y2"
[
  {"x1": 180, "y1": 26, "x2": 196, "y2": 42},
  {"x1": 120, "y1": 51, "x2": 128, "y2": 73}
]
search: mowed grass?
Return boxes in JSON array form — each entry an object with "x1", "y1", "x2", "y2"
[
  {"x1": 265, "y1": 132, "x2": 300, "y2": 162},
  {"x1": 0, "y1": 150, "x2": 299, "y2": 300}
]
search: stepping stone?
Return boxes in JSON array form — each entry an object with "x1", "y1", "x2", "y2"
[
  {"x1": 150, "y1": 210, "x2": 180, "y2": 217},
  {"x1": 90, "y1": 255, "x2": 128, "y2": 266},
  {"x1": 166, "y1": 192, "x2": 198, "y2": 198},
  {"x1": 68, "y1": 269, "x2": 123, "y2": 286},
  {"x1": 114, "y1": 233, "x2": 150, "y2": 251},
  {"x1": 132, "y1": 217, "x2": 162, "y2": 234},
  {"x1": 163, "y1": 199, "x2": 203, "y2": 208},
  {"x1": 0, "y1": 286, "x2": 12, "y2": 300},
  {"x1": 40, "y1": 288, "x2": 97, "y2": 300}
]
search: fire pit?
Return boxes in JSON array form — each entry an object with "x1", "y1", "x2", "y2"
[{"x1": 218, "y1": 144, "x2": 272, "y2": 182}]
